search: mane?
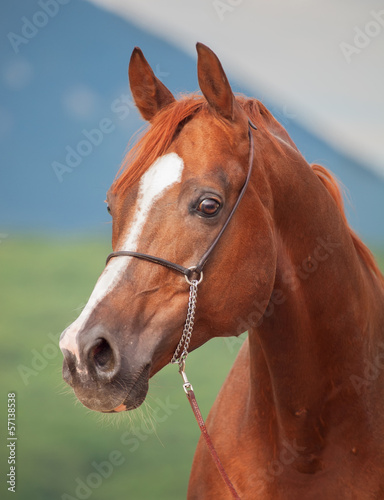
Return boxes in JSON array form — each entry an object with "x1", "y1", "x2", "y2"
[{"x1": 312, "y1": 164, "x2": 384, "y2": 286}]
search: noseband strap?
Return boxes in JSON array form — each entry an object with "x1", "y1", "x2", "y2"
[
  {"x1": 105, "y1": 120, "x2": 257, "y2": 279},
  {"x1": 106, "y1": 250, "x2": 192, "y2": 277}
]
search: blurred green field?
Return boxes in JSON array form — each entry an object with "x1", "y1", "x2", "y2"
[
  {"x1": 1, "y1": 238, "x2": 383, "y2": 500},
  {"x1": 0, "y1": 237, "x2": 246, "y2": 500}
]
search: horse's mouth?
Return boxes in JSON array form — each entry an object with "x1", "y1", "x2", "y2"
[{"x1": 102, "y1": 364, "x2": 151, "y2": 413}]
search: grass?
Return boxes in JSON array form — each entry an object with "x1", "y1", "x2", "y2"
[
  {"x1": 0, "y1": 237, "x2": 382, "y2": 500},
  {"x1": 0, "y1": 236, "x2": 244, "y2": 500}
]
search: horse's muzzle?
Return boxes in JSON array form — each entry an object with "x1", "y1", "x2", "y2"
[{"x1": 60, "y1": 325, "x2": 150, "y2": 412}]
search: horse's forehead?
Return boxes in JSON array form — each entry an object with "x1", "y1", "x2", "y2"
[
  {"x1": 110, "y1": 152, "x2": 184, "y2": 247},
  {"x1": 176, "y1": 117, "x2": 246, "y2": 165},
  {"x1": 112, "y1": 114, "x2": 244, "y2": 211},
  {"x1": 171, "y1": 121, "x2": 247, "y2": 186},
  {"x1": 179, "y1": 115, "x2": 232, "y2": 148},
  {"x1": 138, "y1": 152, "x2": 184, "y2": 200}
]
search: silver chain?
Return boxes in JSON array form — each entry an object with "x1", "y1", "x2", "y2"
[{"x1": 171, "y1": 280, "x2": 199, "y2": 365}]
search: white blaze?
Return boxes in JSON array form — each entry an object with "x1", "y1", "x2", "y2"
[{"x1": 59, "y1": 153, "x2": 184, "y2": 358}]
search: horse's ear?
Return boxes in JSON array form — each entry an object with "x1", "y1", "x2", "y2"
[
  {"x1": 196, "y1": 43, "x2": 235, "y2": 121},
  {"x1": 129, "y1": 47, "x2": 175, "y2": 122}
]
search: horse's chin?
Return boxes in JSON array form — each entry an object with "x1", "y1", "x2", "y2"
[
  {"x1": 111, "y1": 381, "x2": 149, "y2": 413},
  {"x1": 105, "y1": 390, "x2": 148, "y2": 413},
  {"x1": 73, "y1": 364, "x2": 150, "y2": 414}
]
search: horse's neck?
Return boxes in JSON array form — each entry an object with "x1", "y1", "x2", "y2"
[{"x1": 247, "y1": 153, "x2": 384, "y2": 468}]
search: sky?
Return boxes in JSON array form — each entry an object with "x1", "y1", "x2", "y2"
[{"x1": 88, "y1": 0, "x2": 384, "y2": 179}]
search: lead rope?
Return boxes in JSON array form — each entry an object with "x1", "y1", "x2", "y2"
[{"x1": 171, "y1": 275, "x2": 241, "y2": 500}]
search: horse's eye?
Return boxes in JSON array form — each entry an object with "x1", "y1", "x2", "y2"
[{"x1": 197, "y1": 198, "x2": 221, "y2": 217}]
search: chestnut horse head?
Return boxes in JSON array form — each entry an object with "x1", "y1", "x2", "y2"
[
  {"x1": 60, "y1": 43, "x2": 384, "y2": 497},
  {"x1": 59, "y1": 43, "x2": 276, "y2": 412}
]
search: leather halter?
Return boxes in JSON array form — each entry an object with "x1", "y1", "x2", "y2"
[
  {"x1": 105, "y1": 120, "x2": 257, "y2": 277},
  {"x1": 105, "y1": 120, "x2": 256, "y2": 500}
]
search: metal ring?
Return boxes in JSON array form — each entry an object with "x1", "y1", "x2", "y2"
[{"x1": 185, "y1": 267, "x2": 203, "y2": 286}]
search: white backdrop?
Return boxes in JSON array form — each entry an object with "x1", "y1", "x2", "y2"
[{"x1": 88, "y1": 0, "x2": 384, "y2": 179}]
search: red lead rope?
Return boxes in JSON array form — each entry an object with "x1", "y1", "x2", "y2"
[
  {"x1": 186, "y1": 389, "x2": 241, "y2": 499},
  {"x1": 179, "y1": 363, "x2": 241, "y2": 500}
]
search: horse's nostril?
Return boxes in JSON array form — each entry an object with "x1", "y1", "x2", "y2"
[{"x1": 91, "y1": 338, "x2": 114, "y2": 372}]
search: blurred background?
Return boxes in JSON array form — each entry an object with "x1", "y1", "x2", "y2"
[{"x1": 1, "y1": 1, "x2": 383, "y2": 498}]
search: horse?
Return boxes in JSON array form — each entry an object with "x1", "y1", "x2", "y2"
[{"x1": 60, "y1": 43, "x2": 384, "y2": 499}]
